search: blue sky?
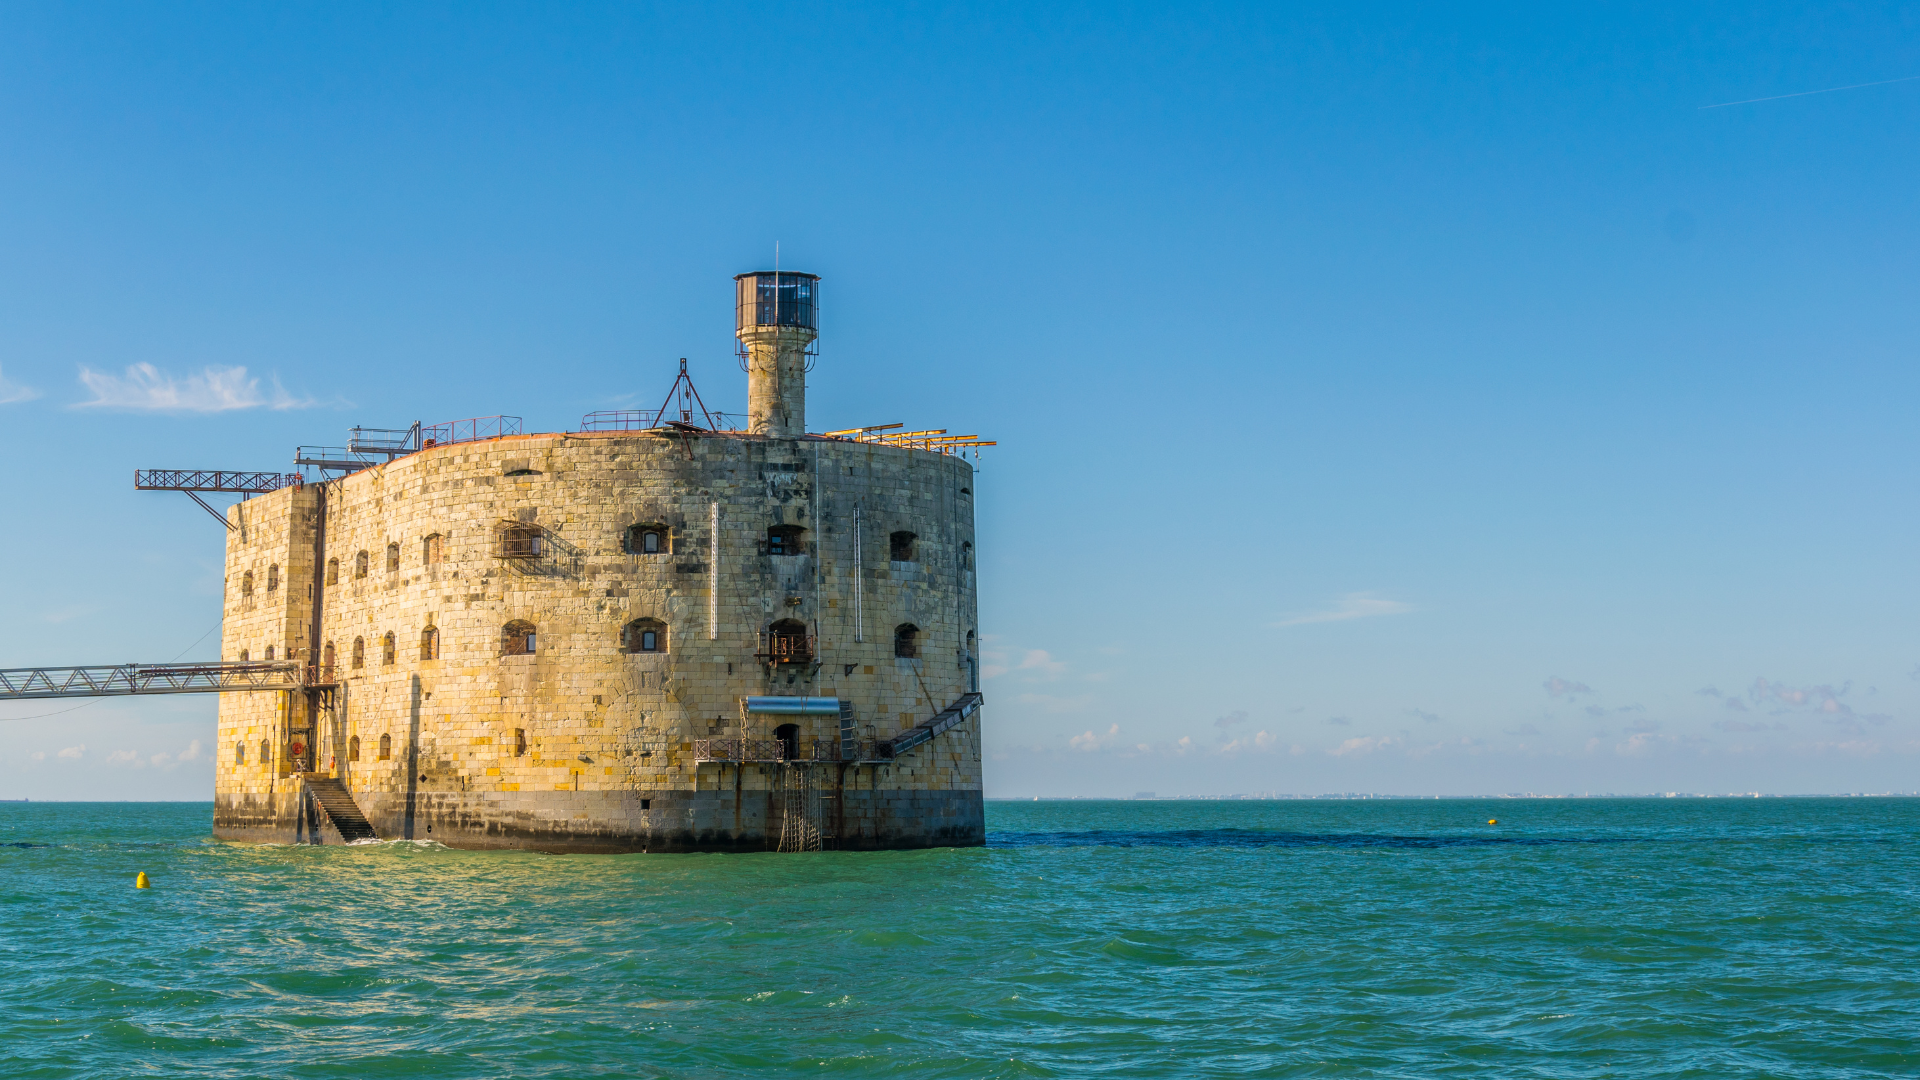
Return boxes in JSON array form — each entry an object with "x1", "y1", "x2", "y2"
[{"x1": 2, "y1": 3, "x2": 1917, "y2": 798}]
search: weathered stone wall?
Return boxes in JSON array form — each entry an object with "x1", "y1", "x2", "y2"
[{"x1": 214, "y1": 430, "x2": 984, "y2": 852}]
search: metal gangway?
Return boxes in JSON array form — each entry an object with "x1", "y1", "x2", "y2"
[{"x1": 0, "y1": 662, "x2": 321, "y2": 700}]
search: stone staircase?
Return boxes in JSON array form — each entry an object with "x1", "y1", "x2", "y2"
[{"x1": 305, "y1": 777, "x2": 379, "y2": 842}]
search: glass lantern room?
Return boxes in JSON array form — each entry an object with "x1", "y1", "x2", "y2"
[{"x1": 734, "y1": 272, "x2": 819, "y2": 332}]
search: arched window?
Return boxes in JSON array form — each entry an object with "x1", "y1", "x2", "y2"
[
  {"x1": 624, "y1": 524, "x2": 667, "y2": 555},
  {"x1": 267, "y1": 565, "x2": 279, "y2": 592},
  {"x1": 420, "y1": 625, "x2": 439, "y2": 660},
  {"x1": 351, "y1": 636, "x2": 365, "y2": 669},
  {"x1": 624, "y1": 618, "x2": 666, "y2": 653},
  {"x1": 265, "y1": 645, "x2": 275, "y2": 661},
  {"x1": 766, "y1": 619, "x2": 810, "y2": 664},
  {"x1": 386, "y1": 542, "x2": 400, "y2": 572},
  {"x1": 239, "y1": 649, "x2": 249, "y2": 662},
  {"x1": 766, "y1": 524, "x2": 805, "y2": 556},
  {"x1": 348, "y1": 735, "x2": 360, "y2": 762},
  {"x1": 322, "y1": 641, "x2": 336, "y2": 674},
  {"x1": 240, "y1": 571, "x2": 254, "y2": 599},
  {"x1": 354, "y1": 550, "x2": 369, "y2": 578},
  {"x1": 890, "y1": 531, "x2": 917, "y2": 562},
  {"x1": 260, "y1": 739, "x2": 271, "y2": 766},
  {"x1": 966, "y1": 630, "x2": 975, "y2": 655},
  {"x1": 894, "y1": 623, "x2": 919, "y2": 659},
  {"x1": 382, "y1": 632, "x2": 396, "y2": 665},
  {"x1": 774, "y1": 723, "x2": 799, "y2": 761},
  {"x1": 423, "y1": 533, "x2": 445, "y2": 565},
  {"x1": 324, "y1": 558, "x2": 338, "y2": 585},
  {"x1": 378, "y1": 733, "x2": 392, "y2": 760},
  {"x1": 502, "y1": 621, "x2": 537, "y2": 655},
  {"x1": 235, "y1": 741, "x2": 246, "y2": 765},
  {"x1": 513, "y1": 728, "x2": 527, "y2": 756},
  {"x1": 961, "y1": 541, "x2": 973, "y2": 570}
]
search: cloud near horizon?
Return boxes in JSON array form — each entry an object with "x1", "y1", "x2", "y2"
[
  {"x1": 1273, "y1": 592, "x2": 1413, "y2": 627},
  {"x1": 76, "y1": 363, "x2": 314, "y2": 412}
]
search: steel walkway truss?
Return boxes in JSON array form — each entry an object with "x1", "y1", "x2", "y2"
[{"x1": 0, "y1": 662, "x2": 316, "y2": 700}]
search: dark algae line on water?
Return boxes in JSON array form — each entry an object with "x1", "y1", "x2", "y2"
[{"x1": 2, "y1": 799, "x2": 1915, "y2": 1078}]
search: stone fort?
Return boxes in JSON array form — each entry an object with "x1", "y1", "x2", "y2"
[{"x1": 214, "y1": 271, "x2": 987, "y2": 852}]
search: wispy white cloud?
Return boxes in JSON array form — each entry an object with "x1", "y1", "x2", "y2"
[
  {"x1": 0, "y1": 364, "x2": 40, "y2": 404},
  {"x1": 1273, "y1": 592, "x2": 1413, "y2": 627},
  {"x1": 1544, "y1": 677, "x2": 1594, "y2": 698},
  {"x1": 1069, "y1": 724, "x2": 1119, "y2": 751},
  {"x1": 75, "y1": 363, "x2": 315, "y2": 412},
  {"x1": 1330, "y1": 734, "x2": 1400, "y2": 756},
  {"x1": 1016, "y1": 649, "x2": 1066, "y2": 678},
  {"x1": 57, "y1": 745, "x2": 85, "y2": 760}
]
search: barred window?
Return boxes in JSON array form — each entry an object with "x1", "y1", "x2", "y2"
[
  {"x1": 351, "y1": 636, "x2": 365, "y2": 669},
  {"x1": 421, "y1": 626, "x2": 439, "y2": 660}
]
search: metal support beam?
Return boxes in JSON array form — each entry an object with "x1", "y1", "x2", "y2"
[{"x1": 0, "y1": 662, "x2": 314, "y2": 700}]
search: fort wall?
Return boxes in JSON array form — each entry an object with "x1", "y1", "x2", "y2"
[{"x1": 215, "y1": 429, "x2": 983, "y2": 852}]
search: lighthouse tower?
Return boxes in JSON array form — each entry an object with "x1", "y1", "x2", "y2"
[{"x1": 735, "y1": 271, "x2": 819, "y2": 437}]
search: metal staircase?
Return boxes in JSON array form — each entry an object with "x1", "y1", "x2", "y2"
[
  {"x1": 882, "y1": 692, "x2": 982, "y2": 758},
  {"x1": 305, "y1": 777, "x2": 379, "y2": 842}
]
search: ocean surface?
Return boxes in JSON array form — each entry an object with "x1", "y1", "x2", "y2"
[{"x1": 1, "y1": 798, "x2": 1915, "y2": 1078}]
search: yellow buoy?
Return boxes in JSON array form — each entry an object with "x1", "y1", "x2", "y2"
[
  {"x1": 135, "y1": 871, "x2": 150, "y2": 889},
  {"x1": 1487, "y1": 819, "x2": 1497, "y2": 825}
]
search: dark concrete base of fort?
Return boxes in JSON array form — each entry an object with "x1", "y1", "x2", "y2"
[{"x1": 214, "y1": 783, "x2": 985, "y2": 853}]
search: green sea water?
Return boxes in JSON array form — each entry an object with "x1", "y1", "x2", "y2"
[{"x1": 1, "y1": 798, "x2": 1915, "y2": 1078}]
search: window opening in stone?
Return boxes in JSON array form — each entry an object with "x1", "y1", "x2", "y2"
[
  {"x1": 502, "y1": 621, "x2": 537, "y2": 656},
  {"x1": 774, "y1": 723, "x2": 799, "y2": 761},
  {"x1": 382, "y1": 632, "x2": 396, "y2": 665},
  {"x1": 378, "y1": 733, "x2": 392, "y2": 760},
  {"x1": 624, "y1": 523, "x2": 668, "y2": 555},
  {"x1": 240, "y1": 571, "x2": 254, "y2": 599},
  {"x1": 351, "y1": 636, "x2": 365, "y2": 669},
  {"x1": 765, "y1": 619, "x2": 811, "y2": 665},
  {"x1": 624, "y1": 618, "x2": 666, "y2": 653},
  {"x1": 505, "y1": 468, "x2": 540, "y2": 477},
  {"x1": 354, "y1": 550, "x2": 369, "y2": 578},
  {"x1": 961, "y1": 541, "x2": 973, "y2": 570},
  {"x1": 890, "y1": 531, "x2": 917, "y2": 562},
  {"x1": 326, "y1": 558, "x2": 339, "y2": 585},
  {"x1": 421, "y1": 626, "x2": 439, "y2": 660},
  {"x1": 239, "y1": 649, "x2": 249, "y2": 662},
  {"x1": 260, "y1": 739, "x2": 271, "y2": 766},
  {"x1": 514, "y1": 728, "x2": 527, "y2": 756},
  {"x1": 767, "y1": 524, "x2": 805, "y2": 556},
  {"x1": 348, "y1": 735, "x2": 360, "y2": 762},
  {"x1": 235, "y1": 742, "x2": 246, "y2": 765},
  {"x1": 894, "y1": 623, "x2": 920, "y2": 659},
  {"x1": 265, "y1": 646, "x2": 275, "y2": 661},
  {"x1": 322, "y1": 641, "x2": 336, "y2": 675},
  {"x1": 499, "y1": 523, "x2": 543, "y2": 559},
  {"x1": 424, "y1": 533, "x2": 445, "y2": 565},
  {"x1": 386, "y1": 543, "x2": 400, "y2": 572},
  {"x1": 267, "y1": 565, "x2": 279, "y2": 592}
]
